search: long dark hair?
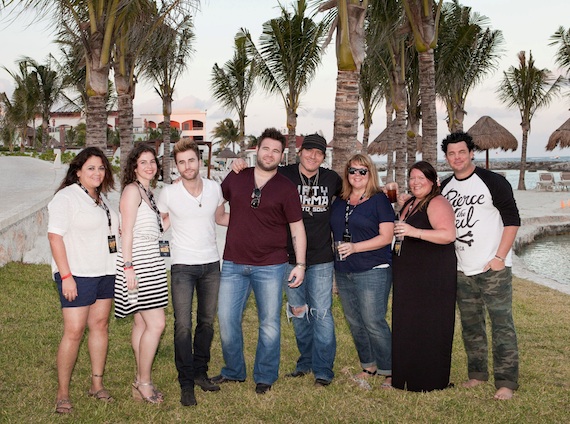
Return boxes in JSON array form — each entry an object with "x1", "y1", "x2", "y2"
[
  {"x1": 55, "y1": 147, "x2": 114, "y2": 194},
  {"x1": 409, "y1": 160, "x2": 440, "y2": 211},
  {"x1": 121, "y1": 144, "x2": 161, "y2": 190}
]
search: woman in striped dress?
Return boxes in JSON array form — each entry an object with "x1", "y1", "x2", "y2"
[{"x1": 115, "y1": 145, "x2": 169, "y2": 403}]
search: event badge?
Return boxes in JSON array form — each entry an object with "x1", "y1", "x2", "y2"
[
  {"x1": 108, "y1": 235, "x2": 117, "y2": 253},
  {"x1": 159, "y1": 240, "x2": 170, "y2": 257}
]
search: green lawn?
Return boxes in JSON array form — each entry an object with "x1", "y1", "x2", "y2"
[{"x1": 1, "y1": 262, "x2": 569, "y2": 423}]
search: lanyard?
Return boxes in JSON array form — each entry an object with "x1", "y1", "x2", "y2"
[
  {"x1": 136, "y1": 180, "x2": 164, "y2": 234},
  {"x1": 77, "y1": 182, "x2": 112, "y2": 233},
  {"x1": 344, "y1": 194, "x2": 364, "y2": 235}
]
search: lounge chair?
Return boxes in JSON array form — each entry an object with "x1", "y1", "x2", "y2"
[
  {"x1": 557, "y1": 172, "x2": 570, "y2": 191},
  {"x1": 535, "y1": 172, "x2": 555, "y2": 191}
]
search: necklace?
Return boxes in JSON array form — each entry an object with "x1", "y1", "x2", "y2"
[
  {"x1": 298, "y1": 166, "x2": 319, "y2": 217},
  {"x1": 191, "y1": 192, "x2": 203, "y2": 207},
  {"x1": 298, "y1": 166, "x2": 319, "y2": 189}
]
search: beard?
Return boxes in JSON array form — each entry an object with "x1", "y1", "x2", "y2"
[{"x1": 256, "y1": 157, "x2": 279, "y2": 172}]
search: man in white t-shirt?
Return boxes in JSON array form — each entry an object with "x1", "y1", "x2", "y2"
[
  {"x1": 157, "y1": 140, "x2": 228, "y2": 407},
  {"x1": 440, "y1": 131, "x2": 521, "y2": 400}
]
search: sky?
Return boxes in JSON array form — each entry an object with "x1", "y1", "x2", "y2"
[{"x1": 1, "y1": 0, "x2": 570, "y2": 161}]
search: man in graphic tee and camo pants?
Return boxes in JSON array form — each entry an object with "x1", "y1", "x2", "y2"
[{"x1": 440, "y1": 131, "x2": 521, "y2": 400}]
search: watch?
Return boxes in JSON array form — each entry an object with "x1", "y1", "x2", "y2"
[{"x1": 124, "y1": 261, "x2": 133, "y2": 268}]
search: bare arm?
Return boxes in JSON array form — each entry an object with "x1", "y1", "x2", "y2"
[
  {"x1": 485, "y1": 225, "x2": 519, "y2": 271},
  {"x1": 215, "y1": 202, "x2": 229, "y2": 227},
  {"x1": 395, "y1": 196, "x2": 456, "y2": 244},
  {"x1": 161, "y1": 212, "x2": 171, "y2": 232},
  {"x1": 287, "y1": 219, "x2": 307, "y2": 288},
  {"x1": 231, "y1": 158, "x2": 248, "y2": 174},
  {"x1": 120, "y1": 184, "x2": 140, "y2": 290},
  {"x1": 48, "y1": 232, "x2": 77, "y2": 301}
]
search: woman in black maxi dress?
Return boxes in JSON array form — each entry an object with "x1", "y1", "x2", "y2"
[{"x1": 392, "y1": 161, "x2": 457, "y2": 392}]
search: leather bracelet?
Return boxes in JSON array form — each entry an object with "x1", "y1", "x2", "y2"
[
  {"x1": 60, "y1": 272, "x2": 72, "y2": 280},
  {"x1": 494, "y1": 255, "x2": 505, "y2": 262}
]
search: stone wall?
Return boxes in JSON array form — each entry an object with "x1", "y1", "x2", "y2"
[{"x1": 0, "y1": 201, "x2": 50, "y2": 267}]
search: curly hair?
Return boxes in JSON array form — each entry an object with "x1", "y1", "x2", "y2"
[
  {"x1": 121, "y1": 144, "x2": 161, "y2": 190},
  {"x1": 408, "y1": 161, "x2": 440, "y2": 212},
  {"x1": 258, "y1": 127, "x2": 286, "y2": 151},
  {"x1": 441, "y1": 131, "x2": 475, "y2": 153},
  {"x1": 340, "y1": 153, "x2": 381, "y2": 200},
  {"x1": 56, "y1": 147, "x2": 114, "y2": 195}
]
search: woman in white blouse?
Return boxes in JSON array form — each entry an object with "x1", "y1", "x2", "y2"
[{"x1": 48, "y1": 147, "x2": 118, "y2": 414}]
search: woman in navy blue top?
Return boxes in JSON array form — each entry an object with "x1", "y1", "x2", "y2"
[{"x1": 330, "y1": 153, "x2": 395, "y2": 389}]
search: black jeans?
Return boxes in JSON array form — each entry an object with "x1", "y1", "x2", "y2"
[{"x1": 171, "y1": 262, "x2": 220, "y2": 389}]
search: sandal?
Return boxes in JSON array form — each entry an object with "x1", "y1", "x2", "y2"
[
  {"x1": 55, "y1": 398, "x2": 73, "y2": 414},
  {"x1": 132, "y1": 381, "x2": 163, "y2": 404},
  {"x1": 87, "y1": 388, "x2": 114, "y2": 402},
  {"x1": 134, "y1": 378, "x2": 163, "y2": 401},
  {"x1": 381, "y1": 375, "x2": 393, "y2": 389},
  {"x1": 88, "y1": 373, "x2": 114, "y2": 402}
]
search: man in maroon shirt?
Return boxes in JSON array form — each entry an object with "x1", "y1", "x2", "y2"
[{"x1": 211, "y1": 128, "x2": 307, "y2": 395}]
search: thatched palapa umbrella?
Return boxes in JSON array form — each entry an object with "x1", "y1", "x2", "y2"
[
  {"x1": 546, "y1": 117, "x2": 570, "y2": 151},
  {"x1": 467, "y1": 116, "x2": 518, "y2": 169},
  {"x1": 366, "y1": 126, "x2": 422, "y2": 156}
]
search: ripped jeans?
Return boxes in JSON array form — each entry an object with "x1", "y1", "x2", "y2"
[{"x1": 284, "y1": 262, "x2": 336, "y2": 382}]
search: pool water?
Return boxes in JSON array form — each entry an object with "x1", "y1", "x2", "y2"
[{"x1": 518, "y1": 233, "x2": 570, "y2": 285}]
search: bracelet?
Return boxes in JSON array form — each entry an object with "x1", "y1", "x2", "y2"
[
  {"x1": 494, "y1": 255, "x2": 505, "y2": 262},
  {"x1": 296, "y1": 263, "x2": 306, "y2": 270},
  {"x1": 418, "y1": 230, "x2": 424, "y2": 240},
  {"x1": 60, "y1": 272, "x2": 72, "y2": 280},
  {"x1": 124, "y1": 266, "x2": 134, "y2": 271}
]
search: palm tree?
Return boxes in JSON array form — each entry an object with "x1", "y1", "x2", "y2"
[
  {"x1": 2, "y1": 61, "x2": 38, "y2": 151},
  {"x1": 497, "y1": 51, "x2": 563, "y2": 190},
  {"x1": 366, "y1": 0, "x2": 410, "y2": 187},
  {"x1": 550, "y1": 26, "x2": 570, "y2": 76},
  {"x1": 436, "y1": 1, "x2": 504, "y2": 132},
  {"x1": 21, "y1": 56, "x2": 68, "y2": 152},
  {"x1": 211, "y1": 35, "x2": 257, "y2": 154},
  {"x1": 359, "y1": 56, "x2": 385, "y2": 153},
  {"x1": 211, "y1": 118, "x2": 240, "y2": 153},
  {"x1": 0, "y1": 92, "x2": 21, "y2": 152},
  {"x1": 402, "y1": 0, "x2": 443, "y2": 165},
  {"x1": 319, "y1": 0, "x2": 367, "y2": 173},
  {"x1": 242, "y1": 0, "x2": 328, "y2": 164},
  {"x1": 141, "y1": 17, "x2": 195, "y2": 183}
]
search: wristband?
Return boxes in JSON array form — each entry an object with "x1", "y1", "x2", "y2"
[
  {"x1": 61, "y1": 272, "x2": 72, "y2": 280},
  {"x1": 124, "y1": 266, "x2": 134, "y2": 270},
  {"x1": 494, "y1": 255, "x2": 504, "y2": 262},
  {"x1": 296, "y1": 263, "x2": 306, "y2": 270}
]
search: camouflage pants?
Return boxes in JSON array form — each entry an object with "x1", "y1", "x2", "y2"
[{"x1": 457, "y1": 268, "x2": 519, "y2": 390}]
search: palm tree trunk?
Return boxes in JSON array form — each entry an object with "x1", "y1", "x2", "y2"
[
  {"x1": 86, "y1": 95, "x2": 108, "y2": 150},
  {"x1": 362, "y1": 125, "x2": 370, "y2": 154},
  {"x1": 418, "y1": 50, "x2": 438, "y2": 165},
  {"x1": 332, "y1": 70, "x2": 360, "y2": 174},
  {"x1": 518, "y1": 124, "x2": 529, "y2": 190},
  {"x1": 287, "y1": 108, "x2": 298, "y2": 165},
  {"x1": 393, "y1": 81, "x2": 407, "y2": 188},
  {"x1": 162, "y1": 98, "x2": 172, "y2": 184},
  {"x1": 118, "y1": 94, "x2": 134, "y2": 178}
]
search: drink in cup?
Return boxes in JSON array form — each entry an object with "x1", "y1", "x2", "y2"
[{"x1": 386, "y1": 182, "x2": 398, "y2": 203}]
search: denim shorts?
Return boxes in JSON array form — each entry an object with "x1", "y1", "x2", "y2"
[{"x1": 55, "y1": 273, "x2": 115, "y2": 308}]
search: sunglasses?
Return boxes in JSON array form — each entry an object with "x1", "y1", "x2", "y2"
[
  {"x1": 348, "y1": 167, "x2": 369, "y2": 176},
  {"x1": 251, "y1": 187, "x2": 262, "y2": 209}
]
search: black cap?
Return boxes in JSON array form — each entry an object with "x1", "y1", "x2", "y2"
[{"x1": 301, "y1": 134, "x2": 327, "y2": 153}]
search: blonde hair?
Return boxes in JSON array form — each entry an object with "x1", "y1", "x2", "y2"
[
  {"x1": 173, "y1": 139, "x2": 200, "y2": 162},
  {"x1": 340, "y1": 154, "x2": 381, "y2": 200}
]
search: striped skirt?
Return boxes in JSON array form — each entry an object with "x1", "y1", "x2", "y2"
[{"x1": 114, "y1": 238, "x2": 168, "y2": 319}]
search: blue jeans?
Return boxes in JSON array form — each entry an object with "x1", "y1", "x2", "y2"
[
  {"x1": 171, "y1": 262, "x2": 220, "y2": 389},
  {"x1": 335, "y1": 267, "x2": 392, "y2": 375},
  {"x1": 217, "y1": 261, "x2": 286, "y2": 385},
  {"x1": 284, "y1": 262, "x2": 336, "y2": 382}
]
